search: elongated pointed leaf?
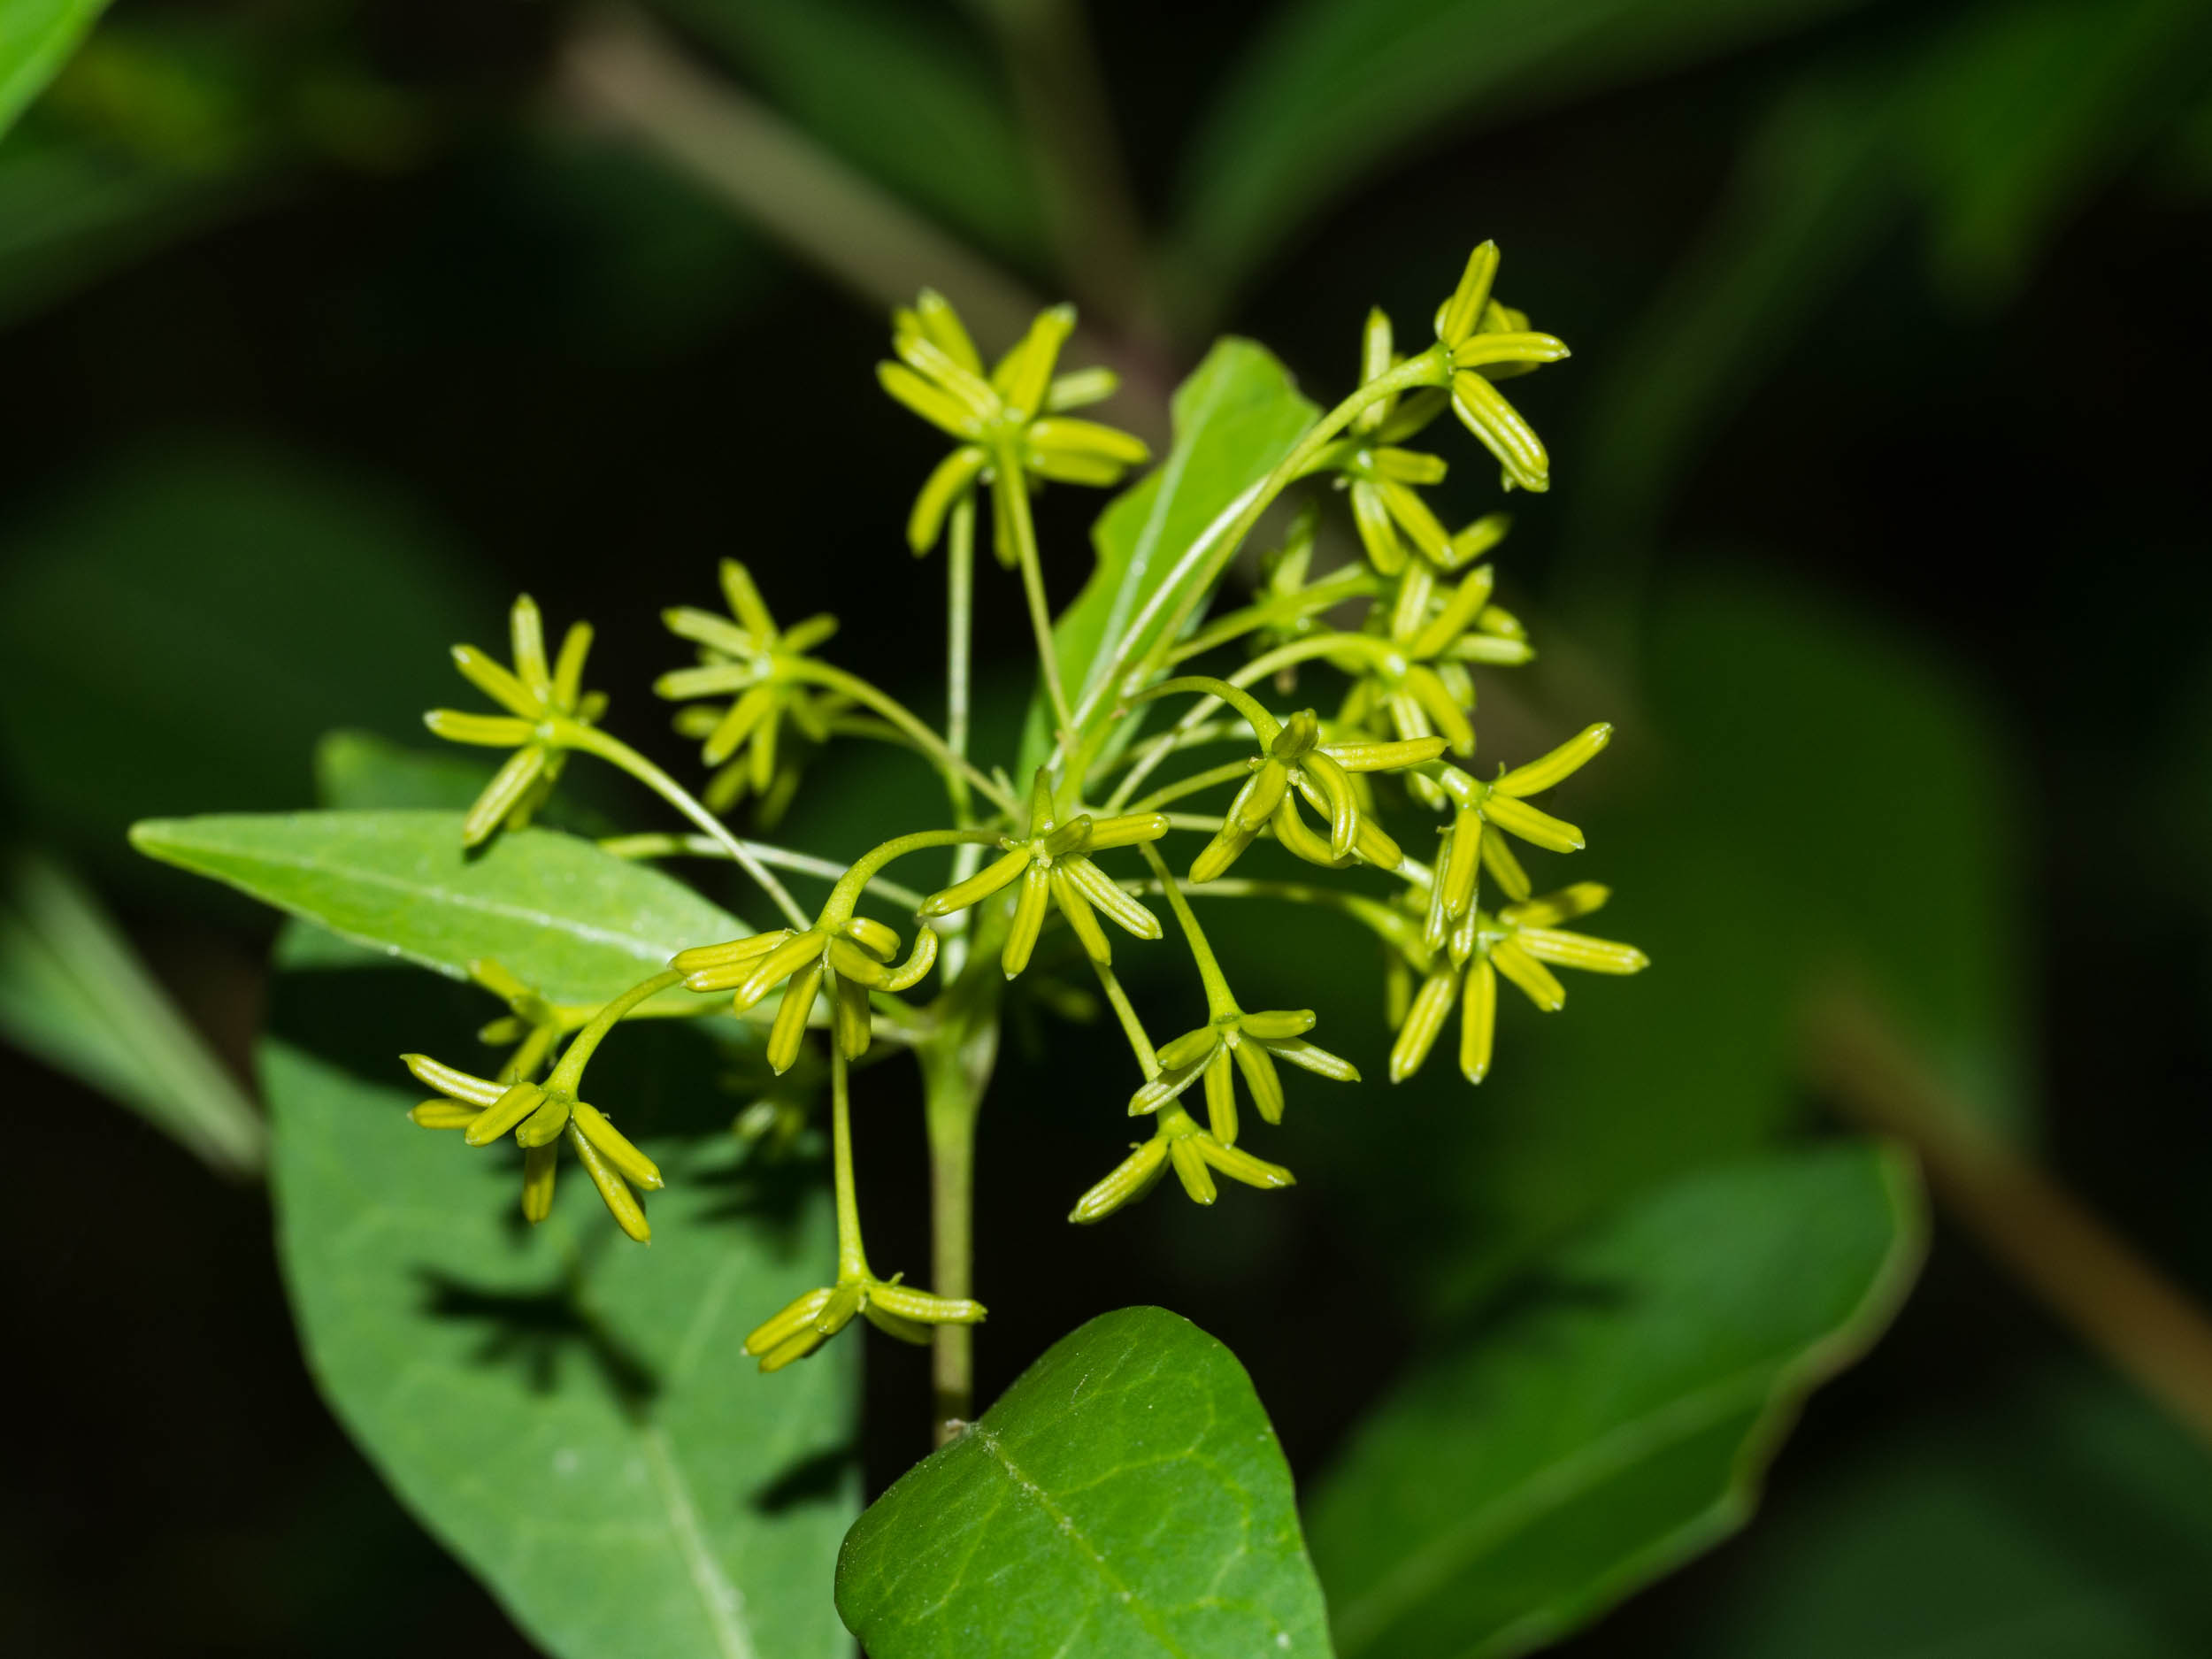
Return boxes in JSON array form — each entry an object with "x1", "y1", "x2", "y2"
[
  {"x1": 131, "y1": 810, "x2": 741, "y2": 1004},
  {"x1": 263, "y1": 939, "x2": 853, "y2": 1659},
  {"x1": 0, "y1": 0, "x2": 108, "y2": 135},
  {"x1": 1020, "y1": 337, "x2": 1316, "y2": 778},
  {"x1": 836, "y1": 1305, "x2": 1332, "y2": 1658},
  {"x1": 0, "y1": 850, "x2": 263, "y2": 1174},
  {"x1": 1169, "y1": 0, "x2": 1872, "y2": 315},
  {"x1": 1309, "y1": 1141, "x2": 1924, "y2": 1658}
]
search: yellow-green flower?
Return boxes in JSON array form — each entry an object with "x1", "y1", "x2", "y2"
[
  {"x1": 654, "y1": 559, "x2": 841, "y2": 807},
  {"x1": 1128, "y1": 1007, "x2": 1356, "y2": 1142},
  {"x1": 880, "y1": 291, "x2": 1149, "y2": 562},
  {"x1": 423, "y1": 595, "x2": 603, "y2": 847},
  {"x1": 1171, "y1": 505, "x2": 1379, "y2": 678},
  {"x1": 1069, "y1": 1102, "x2": 1296, "y2": 1224},
  {"x1": 1416, "y1": 721, "x2": 1614, "y2": 906},
  {"x1": 1335, "y1": 557, "x2": 1532, "y2": 759},
  {"x1": 1187, "y1": 703, "x2": 1445, "y2": 881},
  {"x1": 1387, "y1": 881, "x2": 1647, "y2": 1085},
  {"x1": 742, "y1": 1273, "x2": 985, "y2": 1373},
  {"x1": 673, "y1": 914, "x2": 938, "y2": 1074},
  {"x1": 917, "y1": 771, "x2": 1169, "y2": 977},
  {"x1": 1432, "y1": 242, "x2": 1571, "y2": 493},
  {"x1": 403, "y1": 1051, "x2": 663, "y2": 1240}
]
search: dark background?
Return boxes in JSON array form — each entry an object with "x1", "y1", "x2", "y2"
[{"x1": 4, "y1": 0, "x2": 2211, "y2": 1652}]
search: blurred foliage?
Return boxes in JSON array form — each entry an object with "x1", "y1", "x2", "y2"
[
  {"x1": 1308, "y1": 1143, "x2": 1921, "y2": 1658},
  {"x1": 1, "y1": 0, "x2": 2208, "y2": 1654}
]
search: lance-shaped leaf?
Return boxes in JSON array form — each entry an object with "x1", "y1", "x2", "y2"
[
  {"x1": 836, "y1": 1305, "x2": 1331, "y2": 1658},
  {"x1": 1308, "y1": 1141, "x2": 1925, "y2": 1658},
  {"x1": 131, "y1": 810, "x2": 741, "y2": 1005},
  {"x1": 1019, "y1": 337, "x2": 1316, "y2": 778},
  {"x1": 0, "y1": 0, "x2": 109, "y2": 135}
]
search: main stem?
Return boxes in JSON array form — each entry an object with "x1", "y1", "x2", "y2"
[{"x1": 918, "y1": 998, "x2": 999, "y2": 1444}]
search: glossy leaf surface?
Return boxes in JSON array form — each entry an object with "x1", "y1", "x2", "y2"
[
  {"x1": 837, "y1": 1305, "x2": 1331, "y2": 1659},
  {"x1": 132, "y1": 810, "x2": 741, "y2": 1005},
  {"x1": 264, "y1": 939, "x2": 852, "y2": 1659}
]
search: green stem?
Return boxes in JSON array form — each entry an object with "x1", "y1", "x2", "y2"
[
  {"x1": 1089, "y1": 959, "x2": 1157, "y2": 1076},
  {"x1": 1169, "y1": 567, "x2": 1379, "y2": 663},
  {"x1": 1138, "y1": 842, "x2": 1236, "y2": 1017},
  {"x1": 941, "y1": 494, "x2": 988, "y2": 978},
  {"x1": 826, "y1": 827, "x2": 1002, "y2": 924},
  {"x1": 919, "y1": 1007, "x2": 998, "y2": 1442},
  {"x1": 557, "y1": 723, "x2": 809, "y2": 929},
  {"x1": 830, "y1": 1046, "x2": 868, "y2": 1280},
  {"x1": 1126, "y1": 760, "x2": 1252, "y2": 813},
  {"x1": 1059, "y1": 349, "x2": 1447, "y2": 755},
  {"x1": 994, "y1": 451, "x2": 1077, "y2": 743},
  {"x1": 1140, "y1": 674, "x2": 1280, "y2": 741},
  {"x1": 946, "y1": 492, "x2": 976, "y2": 816},
  {"x1": 547, "y1": 968, "x2": 685, "y2": 1093},
  {"x1": 785, "y1": 659, "x2": 1014, "y2": 816},
  {"x1": 1104, "y1": 639, "x2": 1367, "y2": 813},
  {"x1": 595, "y1": 833, "x2": 928, "y2": 908}
]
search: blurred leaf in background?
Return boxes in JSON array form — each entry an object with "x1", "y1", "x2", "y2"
[
  {"x1": 1654, "y1": 1365, "x2": 2212, "y2": 1657},
  {"x1": 1308, "y1": 1142, "x2": 1923, "y2": 1658},
  {"x1": 0, "y1": 849, "x2": 262, "y2": 1172},
  {"x1": 0, "y1": 0, "x2": 108, "y2": 135},
  {"x1": 0, "y1": 445, "x2": 494, "y2": 887}
]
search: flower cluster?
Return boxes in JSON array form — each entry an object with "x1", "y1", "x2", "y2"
[{"x1": 384, "y1": 236, "x2": 1647, "y2": 1393}]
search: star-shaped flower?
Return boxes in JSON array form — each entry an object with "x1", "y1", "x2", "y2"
[
  {"x1": 742, "y1": 1273, "x2": 985, "y2": 1373},
  {"x1": 1069, "y1": 1099, "x2": 1296, "y2": 1224},
  {"x1": 1185, "y1": 702, "x2": 1445, "y2": 882},
  {"x1": 422, "y1": 595, "x2": 603, "y2": 847},
  {"x1": 1386, "y1": 881, "x2": 1648, "y2": 1085},
  {"x1": 403, "y1": 1051, "x2": 663, "y2": 1240},
  {"x1": 653, "y1": 559, "x2": 842, "y2": 808},
  {"x1": 881, "y1": 291, "x2": 1150, "y2": 563},
  {"x1": 1317, "y1": 562, "x2": 1525, "y2": 777},
  {"x1": 1431, "y1": 241, "x2": 1571, "y2": 493},
  {"x1": 673, "y1": 913, "x2": 938, "y2": 1075},
  {"x1": 1128, "y1": 1006, "x2": 1357, "y2": 1142},
  {"x1": 917, "y1": 770, "x2": 1169, "y2": 978}
]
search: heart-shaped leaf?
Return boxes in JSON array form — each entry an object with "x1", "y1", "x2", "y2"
[{"x1": 836, "y1": 1305, "x2": 1332, "y2": 1658}]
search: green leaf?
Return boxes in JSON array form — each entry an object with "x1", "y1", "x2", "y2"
[
  {"x1": 0, "y1": 850, "x2": 263, "y2": 1174},
  {"x1": 130, "y1": 810, "x2": 741, "y2": 1005},
  {"x1": 0, "y1": 445, "x2": 493, "y2": 883},
  {"x1": 1668, "y1": 1363, "x2": 2212, "y2": 1658},
  {"x1": 1020, "y1": 337, "x2": 1317, "y2": 779},
  {"x1": 663, "y1": 0, "x2": 1043, "y2": 260},
  {"x1": 1168, "y1": 0, "x2": 1872, "y2": 317},
  {"x1": 263, "y1": 941, "x2": 853, "y2": 1659},
  {"x1": 836, "y1": 1305, "x2": 1333, "y2": 1659},
  {"x1": 0, "y1": 0, "x2": 108, "y2": 136},
  {"x1": 313, "y1": 729, "x2": 620, "y2": 836},
  {"x1": 1307, "y1": 1141, "x2": 1924, "y2": 1659},
  {"x1": 1909, "y1": 0, "x2": 2212, "y2": 303}
]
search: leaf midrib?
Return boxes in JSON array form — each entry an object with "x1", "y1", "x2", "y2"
[{"x1": 136, "y1": 818, "x2": 715, "y2": 984}]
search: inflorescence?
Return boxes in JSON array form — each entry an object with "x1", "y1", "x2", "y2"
[{"x1": 403, "y1": 241, "x2": 1647, "y2": 1372}]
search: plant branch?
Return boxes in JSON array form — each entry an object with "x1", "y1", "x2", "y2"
[
  {"x1": 968, "y1": 0, "x2": 1153, "y2": 332},
  {"x1": 555, "y1": 5, "x2": 1173, "y2": 442},
  {"x1": 1807, "y1": 979, "x2": 2212, "y2": 1449}
]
